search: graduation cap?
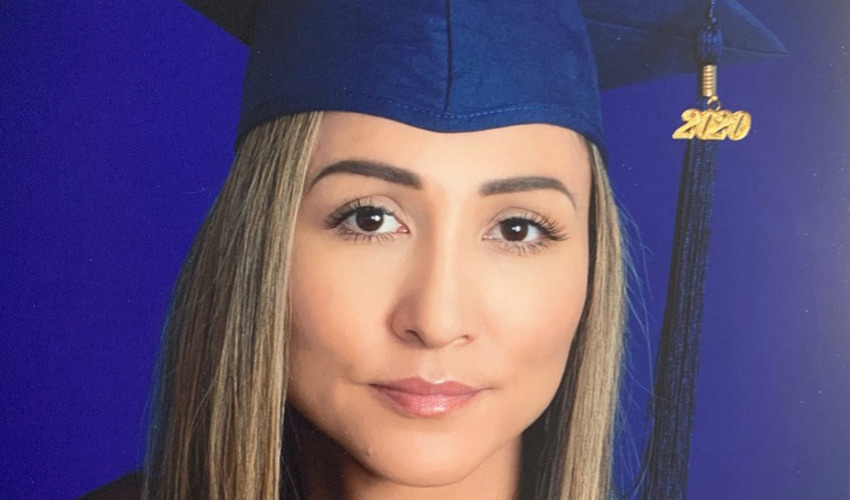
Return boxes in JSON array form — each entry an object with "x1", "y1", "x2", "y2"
[{"x1": 181, "y1": 0, "x2": 785, "y2": 496}]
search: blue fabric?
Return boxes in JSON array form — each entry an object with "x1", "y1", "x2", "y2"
[
  {"x1": 239, "y1": 0, "x2": 603, "y2": 151},
  {"x1": 581, "y1": 0, "x2": 785, "y2": 89},
  {"x1": 182, "y1": 0, "x2": 786, "y2": 152}
]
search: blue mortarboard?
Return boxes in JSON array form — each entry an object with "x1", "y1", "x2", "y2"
[
  {"x1": 181, "y1": 0, "x2": 784, "y2": 497},
  {"x1": 183, "y1": 0, "x2": 783, "y2": 153}
]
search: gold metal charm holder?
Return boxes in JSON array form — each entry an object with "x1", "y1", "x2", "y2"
[{"x1": 673, "y1": 64, "x2": 752, "y2": 141}]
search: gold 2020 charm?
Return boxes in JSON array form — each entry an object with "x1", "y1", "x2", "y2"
[{"x1": 672, "y1": 104, "x2": 752, "y2": 141}]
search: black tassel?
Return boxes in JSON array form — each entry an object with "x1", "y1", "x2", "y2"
[{"x1": 639, "y1": 3, "x2": 722, "y2": 498}]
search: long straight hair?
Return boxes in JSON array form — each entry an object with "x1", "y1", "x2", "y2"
[{"x1": 143, "y1": 113, "x2": 625, "y2": 500}]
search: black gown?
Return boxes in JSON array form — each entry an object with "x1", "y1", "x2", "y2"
[{"x1": 79, "y1": 471, "x2": 141, "y2": 500}]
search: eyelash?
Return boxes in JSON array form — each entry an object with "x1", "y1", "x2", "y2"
[
  {"x1": 323, "y1": 197, "x2": 401, "y2": 244},
  {"x1": 323, "y1": 197, "x2": 569, "y2": 256},
  {"x1": 493, "y1": 211, "x2": 569, "y2": 256}
]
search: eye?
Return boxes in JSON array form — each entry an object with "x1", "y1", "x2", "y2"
[
  {"x1": 324, "y1": 198, "x2": 408, "y2": 242},
  {"x1": 483, "y1": 212, "x2": 568, "y2": 256},
  {"x1": 492, "y1": 218, "x2": 544, "y2": 242},
  {"x1": 344, "y1": 206, "x2": 405, "y2": 234}
]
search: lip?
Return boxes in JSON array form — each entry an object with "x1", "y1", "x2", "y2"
[{"x1": 369, "y1": 377, "x2": 485, "y2": 418}]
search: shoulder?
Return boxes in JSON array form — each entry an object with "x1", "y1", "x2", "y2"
[{"x1": 78, "y1": 471, "x2": 142, "y2": 500}]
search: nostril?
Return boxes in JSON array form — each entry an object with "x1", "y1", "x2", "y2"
[
  {"x1": 398, "y1": 328, "x2": 473, "y2": 349},
  {"x1": 402, "y1": 329, "x2": 428, "y2": 347}
]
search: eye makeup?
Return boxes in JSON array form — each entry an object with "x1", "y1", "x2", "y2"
[
  {"x1": 323, "y1": 197, "x2": 407, "y2": 244},
  {"x1": 322, "y1": 197, "x2": 569, "y2": 255},
  {"x1": 485, "y1": 209, "x2": 569, "y2": 257}
]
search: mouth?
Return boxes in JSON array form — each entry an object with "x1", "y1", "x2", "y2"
[{"x1": 369, "y1": 378, "x2": 486, "y2": 418}]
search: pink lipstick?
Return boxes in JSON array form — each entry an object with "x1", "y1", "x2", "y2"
[{"x1": 370, "y1": 378, "x2": 484, "y2": 417}]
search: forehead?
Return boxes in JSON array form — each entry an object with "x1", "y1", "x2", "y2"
[{"x1": 307, "y1": 112, "x2": 591, "y2": 190}]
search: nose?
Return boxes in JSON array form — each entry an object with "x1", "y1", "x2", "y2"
[{"x1": 389, "y1": 230, "x2": 477, "y2": 349}]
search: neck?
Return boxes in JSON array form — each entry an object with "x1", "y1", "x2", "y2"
[{"x1": 285, "y1": 406, "x2": 520, "y2": 500}]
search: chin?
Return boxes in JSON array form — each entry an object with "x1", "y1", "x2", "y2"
[
  {"x1": 353, "y1": 437, "x2": 489, "y2": 487},
  {"x1": 340, "y1": 415, "x2": 523, "y2": 489}
]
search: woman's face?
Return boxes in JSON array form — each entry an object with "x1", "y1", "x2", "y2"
[{"x1": 289, "y1": 112, "x2": 591, "y2": 490}]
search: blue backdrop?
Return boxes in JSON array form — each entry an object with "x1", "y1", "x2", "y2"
[{"x1": 1, "y1": 1, "x2": 848, "y2": 498}]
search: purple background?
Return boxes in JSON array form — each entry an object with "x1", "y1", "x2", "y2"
[{"x1": 1, "y1": 1, "x2": 848, "y2": 498}]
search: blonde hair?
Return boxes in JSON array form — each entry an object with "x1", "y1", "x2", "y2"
[{"x1": 143, "y1": 113, "x2": 625, "y2": 500}]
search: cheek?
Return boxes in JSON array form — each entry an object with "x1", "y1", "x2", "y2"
[
  {"x1": 482, "y1": 249, "x2": 588, "y2": 371},
  {"x1": 285, "y1": 227, "x2": 407, "y2": 410},
  {"x1": 473, "y1": 245, "x2": 589, "y2": 433},
  {"x1": 287, "y1": 239, "x2": 382, "y2": 383}
]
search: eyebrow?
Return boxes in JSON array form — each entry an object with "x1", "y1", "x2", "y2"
[
  {"x1": 479, "y1": 176, "x2": 576, "y2": 208},
  {"x1": 308, "y1": 159, "x2": 422, "y2": 191},
  {"x1": 307, "y1": 159, "x2": 576, "y2": 208}
]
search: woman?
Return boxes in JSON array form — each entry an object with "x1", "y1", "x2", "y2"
[
  {"x1": 82, "y1": 0, "x2": 782, "y2": 498},
  {"x1": 144, "y1": 111, "x2": 622, "y2": 499}
]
